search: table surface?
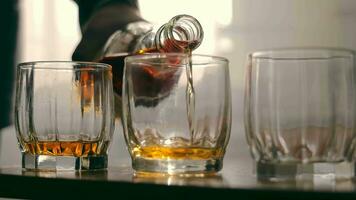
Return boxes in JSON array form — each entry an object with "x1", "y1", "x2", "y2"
[
  {"x1": 0, "y1": 157, "x2": 356, "y2": 200},
  {"x1": 1, "y1": 119, "x2": 356, "y2": 200}
]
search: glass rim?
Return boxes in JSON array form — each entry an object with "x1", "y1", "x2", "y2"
[
  {"x1": 125, "y1": 53, "x2": 229, "y2": 67},
  {"x1": 250, "y1": 47, "x2": 355, "y2": 60},
  {"x1": 17, "y1": 61, "x2": 112, "y2": 70}
]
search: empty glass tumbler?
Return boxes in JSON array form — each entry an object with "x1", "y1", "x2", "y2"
[
  {"x1": 15, "y1": 61, "x2": 114, "y2": 170},
  {"x1": 244, "y1": 48, "x2": 356, "y2": 180},
  {"x1": 122, "y1": 53, "x2": 231, "y2": 174}
]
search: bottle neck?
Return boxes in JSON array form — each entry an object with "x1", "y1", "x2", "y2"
[
  {"x1": 155, "y1": 15, "x2": 204, "y2": 53},
  {"x1": 101, "y1": 21, "x2": 153, "y2": 57}
]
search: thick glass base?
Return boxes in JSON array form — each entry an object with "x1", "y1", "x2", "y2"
[
  {"x1": 132, "y1": 157, "x2": 223, "y2": 175},
  {"x1": 22, "y1": 153, "x2": 108, "y2": 171},
  {"x1": 255, "y1": 161, "x2": 354, "y2": 181}
]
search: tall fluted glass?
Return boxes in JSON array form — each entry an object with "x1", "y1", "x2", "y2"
[
  {"x1": 15, "y1": 61, "x2": 114, "y2": 171},
  {"x1": 244, "y1": 48, "x2": 356, "y2": 180}
]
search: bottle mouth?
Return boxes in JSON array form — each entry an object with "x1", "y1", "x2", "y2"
[
  {"x1": 169, "y1": 15, "x2": 204, "y2": 51},
  {"x1": 156, "y1": 15, "x2": 204, "y2": 52}
]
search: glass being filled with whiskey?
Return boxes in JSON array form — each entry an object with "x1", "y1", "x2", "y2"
[
  {"x1": 15, "y1": 61, "x2": 114, "y2": 171},
  {"x1": 244, "y1": 48, "x2": 356, "y2": 181},
  {"x1": 122, "y1": 53, "x2": 231, "y2": 175}
]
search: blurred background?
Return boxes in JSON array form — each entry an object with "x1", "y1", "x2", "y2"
[{"x1": 1, "y1": 0, "x2": 356, "y2": 168}]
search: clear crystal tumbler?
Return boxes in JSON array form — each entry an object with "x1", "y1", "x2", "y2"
[
  {"x1": 122, "y1": 53, "x2": 231, "y2": 175},
  {"x1": 244, "y1": 48, "x2": 356, "y2": 180},
  {"x1": 15, "y1": 61, "x2": 114, "y2": 171}
]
